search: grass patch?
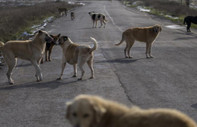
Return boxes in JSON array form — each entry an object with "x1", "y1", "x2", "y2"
[
  {"x1": 0, "y1": 1, "x2": 78, "y2": 42},
  {"x1": 125, "y1": 0, "x2": 197, "y2": 29}
]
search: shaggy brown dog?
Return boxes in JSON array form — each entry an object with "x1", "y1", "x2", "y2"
[
  {"x1": 0, "y1": 30, "x2": 53, "y2": 84},
  {"x1": 66, "y1": 95, "x2": 197, "y2": 127},
  {"x1": 57, "y1": 36, "x2": 97, "y2": 80},
  {"x1": 115, "y1": 24, "x2": 162, "y2": 58}
]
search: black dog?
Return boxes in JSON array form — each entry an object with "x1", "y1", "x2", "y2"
[{"x1": 183, "y1": 16, "x2": 197, "y2": 32}]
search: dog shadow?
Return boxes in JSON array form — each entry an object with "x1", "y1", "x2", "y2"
[
  {"x1": 96, "y1": 58, "x2": 144, "y2": 64},
  {"x1": 191, "y1": 103, "x2": 197, "y2": 109},
  {"x1": 0, "y1": 78, "x2": 79, "y2": 91}
]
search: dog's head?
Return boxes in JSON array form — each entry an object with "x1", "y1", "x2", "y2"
[
  {"x1": 58, "y1": 36, "x2": 70, "y2": 46},
  {"x1": 152, "y1": 24, "x2": 162, "y2": 33},
  {"x1": 37, "y1": 30, "x2": 53, "y2": 43},
  {"x1": 88, "y1": 11, "x2": 95, "y2": 16},
  {"x1": 66, "y1": 95, "x2": 106, "y2": 127},
  {"x1": 48, "y1": 34, "x2": 61, "y2": 45}
]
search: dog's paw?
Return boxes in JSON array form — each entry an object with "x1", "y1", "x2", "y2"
[
  {"x1": 72, "y1": 75, "x2": 77, "y2": 77},
  {"x1": 9, "y1": 81, "x2": 14, "y2": 85},
  {"x1": 56, "y1": 77, "x2": 62, "y2": 80},
  {"x1": 78, "y1": 78, "x2": 82, "y2": 80},
  {"x1": 89, "y1": 76, "x2": 94, "y2": 79}
]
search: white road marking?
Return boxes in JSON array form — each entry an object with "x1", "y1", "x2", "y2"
[{"x1": 104, "y1": 5, "x2": 123, "y2": 32}]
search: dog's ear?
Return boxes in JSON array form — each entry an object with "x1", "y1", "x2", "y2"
[
  {"x1": 65, "y1": 101, "x2": 72, "y2": 119},
  {"x1": 50, "y1": 34, "x2": 54, "y2": 38},
  {"x1": 92, "y1": 102, "x2": 106, "y2": 123},
  {"x1": 57, "y1": 34, "x2": 61, "y2": 37}
]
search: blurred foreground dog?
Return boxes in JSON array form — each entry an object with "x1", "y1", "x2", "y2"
[
  {"x1": 57, "y1": 36, "x2": 97, "y2": 80},
  {"x1": 115, "y1": 24, "x2": 162, "y2": 58},
  {"x1": 66, "y1": 95, "x2": 197, "y2": 127},
  {"x1": 183, "y1": 16, "x2": 197, "y2": 32},
  {"x1": 88, "y1": 11, "x2": 107, "y2": 28},
  {"x1": 41, "y1": 34, "x2": 61, "y2": 63},
  {"x1": 0, "y1": 30, "x2": 53, "y2": 84}
]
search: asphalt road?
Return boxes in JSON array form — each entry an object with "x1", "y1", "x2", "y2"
[{"x1": 0, "y1": 1, "x2": 197, "y2": 126}]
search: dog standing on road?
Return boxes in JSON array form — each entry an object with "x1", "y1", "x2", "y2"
[
  {"x1": 183, "y1": 16, "x2": 197, "y2": 32},
  {"x1": 41, "y1": 34, "x2": 61, "y2": 63},
  {"x1": 58, "y1": 8, "x2": 68, "y2": 16},
  {"x1": 71, "y1": 11, "x2": 75, "y2": 20},
  {"x1": 66, "y1": 95, "x2": 197, "y2": 127},
  {"x1": 115, "y1": 24, "x2": 162, "y2": 58},
  {"x1": 0, "y1": 30, "x2": 53, "y2": 84},
  {"x1": 57, "y1": 36, "x2": 97, "y2": 80},
  {"x1": 88, "y1": 11, "x2": 107, "y2": 28}
]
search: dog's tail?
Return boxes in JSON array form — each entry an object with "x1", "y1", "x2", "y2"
[
  {"x1": 89, "y1": 37, "x2": 98, "y2": 52},
  {"x1": 0, "y1": 41, "x2": 4, "y2": 50},
  {"x1": 115, "y1": 33, "x2": 125, "y2": 46}
]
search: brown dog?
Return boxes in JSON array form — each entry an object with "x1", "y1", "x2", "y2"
[
  {"x1": 41, "y1": 34, "x2": 60, "y2": 63},
  {"x1": 57, "y1": 36, "x2": 97, "y2": 80},
  {"x1": 66, "y1": 95, "x2": 197, "y2": 127},
  {"x1": 115, "y1": 24, "x2": 162, "y2": 58},
  {"x1": 0, "y1": 30, "x2": 53, "y2": 84}
]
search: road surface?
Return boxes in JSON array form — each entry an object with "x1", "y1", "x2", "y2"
[{"x1": 0, "y1": 1, "x2": 197, "y2": 126}]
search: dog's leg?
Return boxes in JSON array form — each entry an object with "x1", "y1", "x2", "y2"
[
  {"x1": 57, "y1": 62, "x2": 66, "y2": 80},
  {"x1": 187, "y1": 22, "x2": 191, "y2": 32},
  {"x1": 48, "y1": 48, "x2": 53, "y2": 61},
  {"x1": 31, "y1": 60, "x2": 43, "y2": 82},
  {"x1": 103, "y1": 20, "x2": 106, "y2": 28},
  {"x1": 148, "y1": 43, "x2": 154, "y2": 58},
  {"x1": 6, "y1": 57, "x2": 17, "y2": 85},
  {"x1": 92, "y1": 21, "x2": 95, "y2": 28},
  {"x1": 99, "y1": 20, "x2": 103, "y2": 28},
  {"x1": 95, "y1": 21, "x2": 98, "y2": 28},
  {"x1": 45, "y1": 50, "x2": 48, "y2": 61},
  {"x1": 78, "y1": 58, "x2": 86, "y2": 80},
  {"x1": 127, "y1": 40, "x2": 134, "y2": 58},
  {"x1": 87, "y1": 58, "x2": 94, "y2": 79},
  {"x1": 124, "y1": 44, "x2": 128, "y2": 58},
  {"x1": 72, "y1": 64, "x2": 77, "y2": 77},
  {"x1": 146, "y1": 43, "x2": 151, "y2": 58}
]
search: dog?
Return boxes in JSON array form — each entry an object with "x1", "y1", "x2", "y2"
[
  {"x1": 58, "y1": 8, "x2": 68, "y2": 16},
  {"x1": 88, "y1": 11, "x2": 107, "y2": 28},
  {"x1": 183, "y1": 16, "x2": 197, "y2": 32},
  {"x1": 71, "y1": 11, "x2": 75, "y2": 20},
  {"x1": 115, "y1": 24, "x2": 162, "y2": 58},
  {"x1": 57, "y1": 36, "x2": 97, "y2": 80},
  {"x1": 66, "y1": 94, "x2": 197, "y2": 127},
  {"x1": 0, "y1": 30, "x2": 53, "y2": 84},
  {"x1": 41, "y1": 34, "x2": 61, "y2": 63}
]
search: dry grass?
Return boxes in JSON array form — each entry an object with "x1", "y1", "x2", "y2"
[
  {"x1": 141, "y1": 0, "x2": 197, "y2": 17},
  {"x1": 0, "y1": 1, "x2": 77, "y2": 42}
]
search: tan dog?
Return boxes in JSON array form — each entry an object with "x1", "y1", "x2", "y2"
[
  {"x1": 57, "y1": 36, "x2": 97, "y2": 80},
  {"x1": 66, "y1": 95, "x2": 197, "y2": 127},
  {"x1": 115, "y1": 24, "x2": 162, "y2": 58},
  {"x1": 0, "y1": 30, "x2": 53, "y2": 84}
]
